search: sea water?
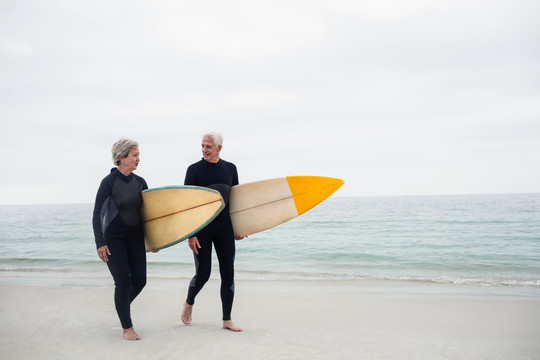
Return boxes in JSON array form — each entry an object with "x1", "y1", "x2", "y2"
[{"x1": 1, "y1": 194, "x2": 539, "y2": 291}]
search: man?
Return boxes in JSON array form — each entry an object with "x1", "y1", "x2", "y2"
[{"x1": 181, "y1": 131, "x2": 245, "y2": 332}]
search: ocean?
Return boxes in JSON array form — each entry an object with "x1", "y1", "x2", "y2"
[{"x1": 1, "y1": 194, "x2": 539, "y2": 293}]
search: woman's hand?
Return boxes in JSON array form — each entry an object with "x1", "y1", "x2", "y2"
[
  {"x1": 235, "y1": 234, "x2": 246, "y2": 240},
  {"x1": 97, "y1": 245, "x2": 111, "y2": 263}
]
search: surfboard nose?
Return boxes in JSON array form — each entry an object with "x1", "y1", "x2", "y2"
[{"x1": 286, "y1": 176, "x2": 344, "y2": 215}]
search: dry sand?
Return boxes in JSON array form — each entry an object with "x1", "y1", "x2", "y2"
[{"x1": 1, "y1": 278, "x2": 539, "y2": 360}]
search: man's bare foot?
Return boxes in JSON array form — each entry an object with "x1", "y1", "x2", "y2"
[
  {"x1": 223, "y1": 320, "x2": 243, "y2": 332},
  {"x1": 181, "y1": 302, "x2": 193, "y2": 325},
  {"x1": 123, "y1": 327, "x2": 140, "y2": 340}
]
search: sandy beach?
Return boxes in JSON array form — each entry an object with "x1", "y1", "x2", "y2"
[{"x1": 1, "y1": 278, "x2": 539, "y2": 360}]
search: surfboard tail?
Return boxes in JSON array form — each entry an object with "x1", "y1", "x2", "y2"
[{"x1": 142, "y1": 186, "x2": 225, "y2": 251}]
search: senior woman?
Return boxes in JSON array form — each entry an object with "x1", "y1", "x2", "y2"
[{"x1": 92, "y1": 138, "x2": 148, "y2": 340}]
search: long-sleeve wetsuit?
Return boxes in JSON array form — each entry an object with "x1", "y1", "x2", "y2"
[
  {"x1": 184, "y1": 158, "x2": 239, "y2": 321},
  {"x1": 92, "y1": 168, "x2": 148, "y2": 329}
]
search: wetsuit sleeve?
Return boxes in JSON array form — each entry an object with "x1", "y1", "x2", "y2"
[
  {"x1": 184, "y1": 164, "x2": 196, "y2": 186},
  {"x1": 92, "y1": 178, "x2": 110, "y2": 249},
  {"x1": 139, "y1": 176, "x2": 149, "y2": 191},
  {"x1": 232, "y1": 164, "x2": 239, "y2": 186}
]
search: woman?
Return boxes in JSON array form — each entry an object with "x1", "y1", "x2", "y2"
[{"x1": 92, "y1": 138, "x2": 148, "y2": 340}]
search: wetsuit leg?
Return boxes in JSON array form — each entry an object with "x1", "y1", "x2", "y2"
[
  {"x1": 186, "y1": 232, "x2": 213, "y2": 305},
  {"x1": 213, "y1": 223, "x2": 236, "y2": 321},
  {"x1": 127, "y1": 232, "x2": 147, "y2": 303},
  {"x1": 106, "y1": 232, "x2": 146, "y2": 329}
]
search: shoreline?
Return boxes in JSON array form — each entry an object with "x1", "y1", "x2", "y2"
[
  {"x1": 2, "y1": 273, "x2": 539, "y2": 299},
  {"x1": 1, "y1": 278, "x2": 540, "y2": 359}
]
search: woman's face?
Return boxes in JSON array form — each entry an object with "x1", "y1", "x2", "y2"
[{"x1": 120, "y1": 147, "x2": 140, "y2": 172}]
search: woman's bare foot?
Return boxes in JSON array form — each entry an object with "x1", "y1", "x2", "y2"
[
  {"x1": 223, "y1": 320, "x2": 243, "y2": 332},
  {"x1": 123, "y1": 327, "x2": 140, "y2": 340},
  {"x1": 181, "y1": 302, "x2": 193, "y2": 325}
]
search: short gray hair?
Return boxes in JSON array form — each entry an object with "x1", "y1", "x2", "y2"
[
  {"x1": 111, "y1": 138, "x2": 139, "y2": 166},
  {"x1": 203, "y1": 131, "x2": 223, "y2": 147}
]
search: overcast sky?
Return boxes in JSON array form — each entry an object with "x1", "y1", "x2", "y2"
[{"x1": 1, "y1": 0, "x2": 539, "y2": 205}]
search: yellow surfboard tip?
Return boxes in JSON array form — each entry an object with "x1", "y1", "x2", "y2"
[{"x1": 286, "y1": 176, "x2": 344, "y2": 215}]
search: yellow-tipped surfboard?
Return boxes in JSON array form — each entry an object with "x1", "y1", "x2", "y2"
[
  {"x1": 230, "y1": 176, "x2": 344, "y2": 236},
  {"x1": 142, "y1": 186, "x2": 225, "y2": 251}
]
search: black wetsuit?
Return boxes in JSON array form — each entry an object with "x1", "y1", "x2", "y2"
[
  {"x1": 184, "y1": 158, "x2": 239, "y2": 321},
  {"x1": 92, "y1": 168, "x2": 148, "y2": 329}
]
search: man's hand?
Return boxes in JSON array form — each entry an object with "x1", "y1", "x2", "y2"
[{"x1": 188, "y1": 236, "x2": 201, "y2": 254}]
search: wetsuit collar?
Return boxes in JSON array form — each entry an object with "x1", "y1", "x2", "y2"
[{"x1": 202, "y1": 157, "x2": 221, "y2": 165}]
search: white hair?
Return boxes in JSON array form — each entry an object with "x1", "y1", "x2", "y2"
[
  {"x1": 111, "y1": 138, "x2": 138, "y2": 166},
  {"x1": 203, "y1": 131, "x2": 223, "y2": 147}
]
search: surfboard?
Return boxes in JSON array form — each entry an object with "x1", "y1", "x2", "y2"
[
  {"x1": 142, "y1": 186, "x2": 225, "y2": 251},
  {"x1": 229, "y1": 176, "x2": 344, "y2": 236}
]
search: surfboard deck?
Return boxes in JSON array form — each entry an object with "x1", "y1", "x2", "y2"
[
  {"x1": 229, "y1": 176, "x2": 344, "y2": 236},
  {"x1": 142, "y1": 185, "x2": 224, "y2": 251}
]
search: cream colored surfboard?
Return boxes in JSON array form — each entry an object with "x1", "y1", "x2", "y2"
[
  {"x1": 230, "y1": 176, "x2": 344, "y2": 236},
  {"x1": 142, "y1": 186, "x2": 224, "y2": 251}
]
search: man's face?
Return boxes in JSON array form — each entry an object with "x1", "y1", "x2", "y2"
[{"x1": 201, "y1": 136, "x2": 221, "y2": 163}]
